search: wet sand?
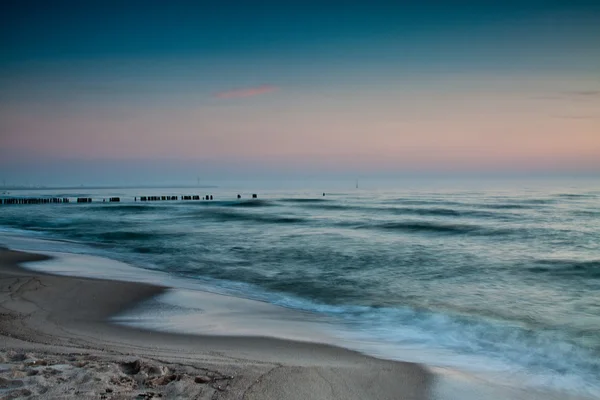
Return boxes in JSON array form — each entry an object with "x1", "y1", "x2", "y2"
[{"x1": 0, "y1": 248, "x2": 431, "y2": 399}]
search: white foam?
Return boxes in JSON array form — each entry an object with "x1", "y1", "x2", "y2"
[
  {"x1": 3, "y1": 232, "x2": 599, "y2": 399},
  {"x1": 3, "y1": 234, "x2": 338, "y2": 344}
]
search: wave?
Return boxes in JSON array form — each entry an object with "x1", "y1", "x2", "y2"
[
  {"x1": 572, "y1": 210, "x2": 600, "y2": 217},
  {"x1": 479, "y1": 203, "x2": 535, "y2": 210},
  {"x1": 343, "y1": 305, "x2": 600, "y2": 395},
  {"x1": 87, "y1": 204, "x2": 162, "y2": 213},
  {"x1": 278, "y1": 198, "x2": 328, "y2": 203},
  {"x1": 97, "y1": 231, "x2": 166, "y2": 242},
  {"x1": 297, "y1": 203, "x2": 516, "y2": 220},
  {"x1": 393, "y1": 207, "x2": 462, "y2": 217},
  {"x1": 555, "y1": 193, "x2": 597, "y2": 199},
  {"x1": 528, "y1": 259, "x2": 600, "y2": 278},
  {"x1": 353, "y1": 221, "x2": 487, "y2": 235},
  {"x1": 512, "y1": 198, "x2": 555, "y2": 204},
  {"x1": 295, "y1": 203, "x2": 373, "y2": 212},
  {"x1": 0, "y1": 216, "x2": 108, "y2": 233},
  {"x1": 384, "y1": 198, "x2": 468, "y2": 207},
  {"x1": 146, "y1": 273, "x2": 600, "y2": 397},
  {"x1": 389, "y1": 207, "x2": 514, "y2": 219},
  {"x1": 229, "y1": 199, "x2": 273, "y2": 208},
  {"x1": 385, "y1": 199, "x2": 543, "y2": 210},
  {"x1": 186, "y1": 209, "x2": 306, "y2": 224},
  {"x1": 185, "y1": 200, "x2": 274, "y2": 208}
]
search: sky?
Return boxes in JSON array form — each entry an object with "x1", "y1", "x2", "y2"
[{"x1": 1, "y1": 0, "x2": 599, "y2": 185}]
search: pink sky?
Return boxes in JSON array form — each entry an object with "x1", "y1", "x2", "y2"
[
  {"x1": 214, "y1": 85, "x2": 279, "y2": 99},
  {"x1": 1, "y1": 76, "x2": 599, "y2": 173}
]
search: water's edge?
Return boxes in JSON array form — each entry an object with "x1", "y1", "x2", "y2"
[{"x1": 2, "y1": 232, "x2": 597, "y2": 400}]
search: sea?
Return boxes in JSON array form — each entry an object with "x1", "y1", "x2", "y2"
[{"x1": 1, "y1": 178, "x2": 599, "y2": 399}]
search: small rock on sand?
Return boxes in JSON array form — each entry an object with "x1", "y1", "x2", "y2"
[{"x1": 194, "y1": 376, "x2": 212, "y2": 384}]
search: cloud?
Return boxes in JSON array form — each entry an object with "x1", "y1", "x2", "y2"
[
  {"x1": 553, "y1": 115, "x2": 594, "y2": 119},
  {"x1": 565, "y1": 90, "x2": 600, "y2": 97},
  {"x1": 558, "y1": 90, "x2": 600, "y2": 100},
  {"x1": 531, "y1": 90, "x2": 600, "y2": 102},
  {"x1": 214, "y1": 85, "x2": 278, "y2": 99}
]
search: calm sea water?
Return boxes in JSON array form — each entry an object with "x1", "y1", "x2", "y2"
[{"x1": 1, "y1": 180, "x2": 599, "y2": 396}]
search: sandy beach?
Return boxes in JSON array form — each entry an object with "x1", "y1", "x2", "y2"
[{"x1": 0, "y1": 248, "x2": 430, "y2": 399}]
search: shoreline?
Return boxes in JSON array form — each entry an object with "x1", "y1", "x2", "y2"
[{"x1": 0, "y1": 247, "x2": 431, "y2": 399}]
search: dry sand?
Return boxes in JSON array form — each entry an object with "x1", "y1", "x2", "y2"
[{"x1": 0, "y1": 248, "x2": 431, "y2": 399}]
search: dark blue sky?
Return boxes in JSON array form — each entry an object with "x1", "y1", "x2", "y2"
[{"x1": 2, "y1": 0, "x2": 599, "y2": 65}]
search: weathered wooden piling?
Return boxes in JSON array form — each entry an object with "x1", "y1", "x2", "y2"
[
  {"x1": 2, "y1": 197, "x2": 69, "y2": 205},
  {"x1": 1, "y1": 193, "x2": 224, "y2": 205}
]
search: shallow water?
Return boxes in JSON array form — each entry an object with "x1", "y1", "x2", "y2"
[{"x1": 1, "y1": 180, "x2": 599, "y2": 397}]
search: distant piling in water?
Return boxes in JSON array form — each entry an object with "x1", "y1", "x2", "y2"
[
  {"x1": 0, "y1": 193, "x2": 238, "y2": 205},
  {"x1": 252, "y1": 194, "x2": 258, "y2": 199},
  {"x1": 1, "y1": 197, "x2": 70, "y2": 205}
]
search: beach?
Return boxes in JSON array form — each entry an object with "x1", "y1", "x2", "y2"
[
  {"x1": 0, "y1": 248, "x2": 430, "y2": 399},
  {"x1": 1, "y1": 185, "x2": 599, "y2": 399}
]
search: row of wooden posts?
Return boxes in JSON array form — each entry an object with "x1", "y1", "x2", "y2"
[
  {"x1": 1, "y1": 197, "x2": 71, "y2": 205},
  {"x1": 1, "y1": 194, "x2": 259, "y2": 205},
  {"x1": 136, "y1": 194, "x2": 257, "y2": 201},
  {"x1": 139, "y1": 195, "x2": 216, "y2": 201}
]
